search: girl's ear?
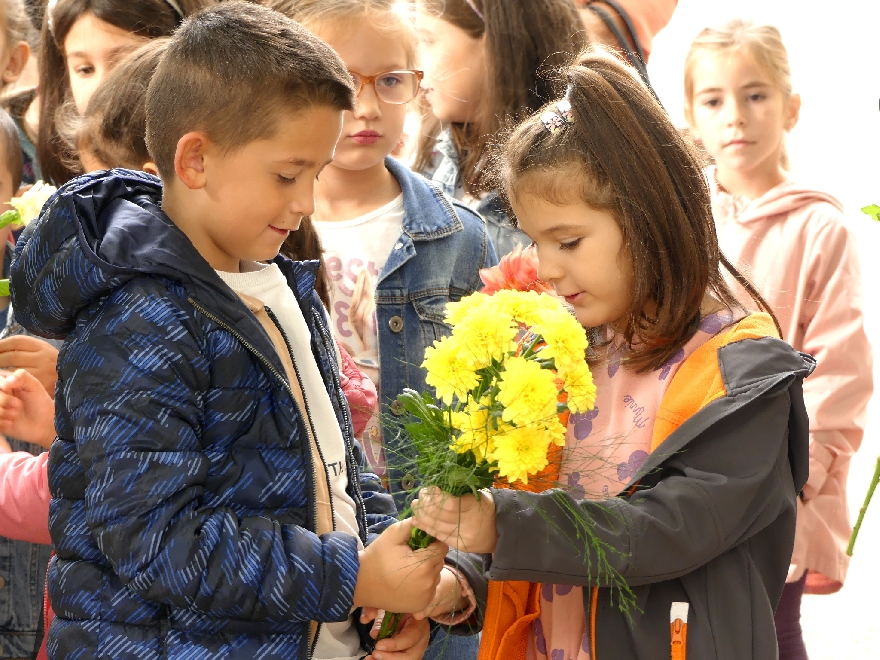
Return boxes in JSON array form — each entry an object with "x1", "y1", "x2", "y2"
[
  {"x1": 173, "y1": 132, "x2": 210, "y2": 190},
  {"x1": 142, "y1": 162, "x2": 159, "y2": 176},
  {"x1": 1, "y1": 41, "x2": 30, "y2": 85},
  {"x1": 785, "y1": 93, "x2": 802, "y2": 132}
]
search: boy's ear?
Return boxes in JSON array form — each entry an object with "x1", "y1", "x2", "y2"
[
  {"x1": 174, "y1": 132, "x2": 210, "y2": 190},
  {"x1": 785, "y1": 93, "x2": 801, "y2": 132},
  {"x1": 1, "y1": 41, "x2": 29, "y2": 85},
  {"x1": 142, "y1": 162, "x2": 159, "y2": 176}
]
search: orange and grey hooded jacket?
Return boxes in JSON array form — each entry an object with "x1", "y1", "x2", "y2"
[{"x1": 473, "y1": 314, "x2": 813, "y2": 660}]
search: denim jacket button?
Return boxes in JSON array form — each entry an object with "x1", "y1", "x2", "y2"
[
  {"x1": 390, "y1": 399, "x2": 405, "y2": 416},
  {"x1": 388, "y1": 316, "x2": 404, "y2": 333},
  {"x1": 401, "y1": 474, "x2": 416, "y2": 490}
]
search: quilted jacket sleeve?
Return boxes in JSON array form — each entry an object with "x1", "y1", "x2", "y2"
[{"x1": 60, "y1": 283, "x2": 360, "y2": 623}]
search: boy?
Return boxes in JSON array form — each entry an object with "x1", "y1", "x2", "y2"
[{"x1": 9, "y1": 3, "x2": 447, "y2": 658}]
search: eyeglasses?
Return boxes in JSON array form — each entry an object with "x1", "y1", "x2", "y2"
[{"x1": 349, "y1": 69, "x2": 424, "y2": 105}]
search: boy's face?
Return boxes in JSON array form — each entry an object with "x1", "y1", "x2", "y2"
[
  {"x1": 179, "y1": 106, "x2": 342, "y2": 272},
  {"x1": 320, "y1": 22, "x2": 410, "y2": 172}
]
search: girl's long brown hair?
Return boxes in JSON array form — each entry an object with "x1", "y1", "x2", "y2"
[
  {"x1": 413, "y1": 0, "x2": 587, "y2": 196},
  {"x1": 499, "y1": 49, "x2": 780, "y2": 372},
  {"x1": 36, "y1": 0, "x2": 210, "y2": 185}
]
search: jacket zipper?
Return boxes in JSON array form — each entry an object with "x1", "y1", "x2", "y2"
[{"x1": 187, "y1": 296, "x2": 321, "y2": 658}]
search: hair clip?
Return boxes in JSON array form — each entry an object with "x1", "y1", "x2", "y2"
[
  {"x1": 540, "y1": 99, "x2": 574, "y2": 134},
  {"x1": 464, "y1": 0, "x2": 485, "y2": 21}
]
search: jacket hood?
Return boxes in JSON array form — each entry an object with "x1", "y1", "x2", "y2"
[
  {"x1": 707, "y1": 165, "x2": 843, "y2": 224},
  {"x1": 9, "y1": 169, "x2": 317, "y2": 340}
]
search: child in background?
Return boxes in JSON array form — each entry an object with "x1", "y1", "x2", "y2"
[
  {"x1": 11, "y1": 4, "x2": 448, "y2": 658},
  {"x1": 684, "y1": 20, "x2": 873, "y2": 659},
  {"x1": 413, "y1": 50, "x2": 813, "y2": 660},
  {"x1": 36, "y1": 0, "x2": 203, "y2": 185},
  {"x1": 414, "y1": 0, "x2": 587, "y2": 258},
  {"x1": 265, "y1": 4, "x2": 496, "y2": 657},
  {"x1": 0, "y1": 0, "x2": 40, "y2": 183}
]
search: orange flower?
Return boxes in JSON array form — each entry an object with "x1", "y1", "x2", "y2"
[{"x1": 479, "y1": 244, "x2": 555, "y2": 295}]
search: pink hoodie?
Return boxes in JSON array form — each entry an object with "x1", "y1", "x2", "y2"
[
  {"x1": 0, "y1": 450, "x2": 51, "y2": 545},
  {"x1": 709, "y1": 168, "x2": 873, "y2": 592}
]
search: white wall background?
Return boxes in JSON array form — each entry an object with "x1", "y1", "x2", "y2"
[{"x1": 647, "y1": 2, "x2": 880, "y2": 656}]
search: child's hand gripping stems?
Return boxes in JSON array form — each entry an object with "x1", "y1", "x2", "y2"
[
  {"x1": 412, "y1": 487, "x2": 499, "y2": 554},
  {"x1": 354, "y1": 518, "x2": 448, "y2": 614}
]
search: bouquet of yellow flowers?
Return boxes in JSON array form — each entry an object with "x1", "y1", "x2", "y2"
[{"x1": 378, "y1": 284, "x2": 597, "y2": 638}]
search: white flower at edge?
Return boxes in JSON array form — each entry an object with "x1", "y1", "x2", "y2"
[{"x1": 10, "y1": 181, "x2": 57, "y2": 226}]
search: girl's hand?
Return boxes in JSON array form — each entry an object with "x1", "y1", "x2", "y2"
[
  {"x1": 365, "y1": 614, "x2": 430, "y2": 660},
  {"x1": 0, "y1": 336, "x2": 60, "y2": 395},
  {"x1": 412, "y1": 488, "x2": 498, "y2": 554},
  {"x1": 412, "y1": 566, "x2": 471, "y2": 621},
  {"x1": 0, "y1": 369, "x2": 56, "y2": 448}
]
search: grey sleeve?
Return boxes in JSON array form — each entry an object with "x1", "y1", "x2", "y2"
[{"x1": 487, "y1": 388, "x2": 799, "y2": 588}]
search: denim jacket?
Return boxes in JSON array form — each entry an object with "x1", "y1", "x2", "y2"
[
  {"x1": 378, "y1": 157, "x2": 497, "y2": 504},
  {"x1": 0, "y1": 243, "x2": 56, "y2": 659},
  {"x1": 421, "y1": 129, "x2": 529, "y2": 259}
]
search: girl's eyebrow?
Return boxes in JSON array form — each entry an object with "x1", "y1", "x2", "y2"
[
  {"x1": 542, "y1": 223, "x2": 583, "y2": 234},
  {"x1": 696, "y1": 81, "x2": 770, "y2": 95}
]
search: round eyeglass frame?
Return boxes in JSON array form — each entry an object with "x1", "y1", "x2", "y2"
[{"x1": 349, "y1": 69, "x2": 425, "y2": 105}]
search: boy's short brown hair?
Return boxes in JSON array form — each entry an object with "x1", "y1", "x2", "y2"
[{"x1": 145, "y1": 0, "x2": 356, "y2": 179}]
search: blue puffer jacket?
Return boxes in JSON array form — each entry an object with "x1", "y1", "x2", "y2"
[{"x1": 10, "y1": 170, "x2": 397, "y2": 659}]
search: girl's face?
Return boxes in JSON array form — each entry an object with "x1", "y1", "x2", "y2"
[
  {"x1": 511, "y1": 189, "x2": 634, "y2": 329},
  {"x1": 64, "y1": 12, "x2": 147, "y2": 114},
  {"x1": 319, "y1": 22, "x2": 410, "y2": 172},
  {"x1": 688, "y1": 49, "x2": 800, "y2": 181},
  {"x1": 415, "y1": 9, "x2": 484, "y2": 123}
]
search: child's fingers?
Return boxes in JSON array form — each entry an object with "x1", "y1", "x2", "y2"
[
  {"x1": 372, "y1": 615, "x2": 430, "y2": 655},
  {"x1": 359, "y1": 606, "x2": 380, "y2": 624}
]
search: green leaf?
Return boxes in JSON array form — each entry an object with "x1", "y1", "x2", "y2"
[
  {"x1": 861, "y1": 204, "x2": 880, "y2": 221},
  {"x1": 0, "y1": 280, "x2": 8, "y2": 297}
]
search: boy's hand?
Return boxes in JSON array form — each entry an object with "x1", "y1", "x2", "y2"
[
  {"x1": 354, "y1": 518, "x2": 447, "y2": 613},
  {"x1": 0, "y1": 336, "x2": 59, "y2": 395},
  {"x1": 0, "y1": 369, "x2": 56, "y2": 448},
  {"x1": 365, "y1": 614, "x2": 430, "y2": 660},
  {"x1": 412, "y1": 488, "x2": 498, "y2": 554},
  {"x1": 412, "y1": 566, "x2": 470, "y2": 621}
]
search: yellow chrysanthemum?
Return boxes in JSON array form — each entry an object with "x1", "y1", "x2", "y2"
[
  {"x1": 544, "y1": 415, "x2": 568, "y2": 447},
  {"x1": 445, "y1": 292, "x2": 489, "y2": 325},
  {"x1": 422, "y1": 336, "x2": 479, "y2": 404},
  {"x1": 453, "y1": 308, "x2": 518, "y2": 369},
  {"x1": 497, "y1": 356, "x2": 559, "y2": 428},
  {"x1": 486, "y1": 289, "x2": 544, "y2": 327},
  {"x1": 488, "y1": 424, "x2": 553, "y2": 484},
  {"x1": 562, "y1": 361, "x2": 598, "y2": 414},
  {"x1": 450, "y1": 400, "x2": 495, "y2": 461},
  {"x1": 532, "y1": 308, "x2": 589, "y2": 372}
]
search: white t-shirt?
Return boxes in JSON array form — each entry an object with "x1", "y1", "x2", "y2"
[
  {"x1": 216, "y1": 262, "x2": 363, "y2": 660},
  {"x1": 314, "y1": 194, "x2": 405, "y2": 476}
]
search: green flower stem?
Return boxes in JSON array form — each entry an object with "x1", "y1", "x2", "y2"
[
  {"x1": 0, "y1": 209, "x2": 21, "y2": 230},
  {"x1": 848, "y1": 455, "x2": 880, "y2": 556},
  {"x1": 377, "y1": 527, "x2": 436, "y2": 640}
]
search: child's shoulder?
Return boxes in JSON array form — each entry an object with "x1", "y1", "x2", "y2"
[{"x1": 387, "y1": 156, "x2": 489, "y2": 241}]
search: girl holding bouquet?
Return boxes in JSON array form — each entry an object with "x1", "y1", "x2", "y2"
[{"x1": 413, "y1": 50, "x2": 814, "y2": 660}]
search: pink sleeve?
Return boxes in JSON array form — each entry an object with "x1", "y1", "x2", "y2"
[
  {"x1": 789, "y1": 211, "x2": 873, "y2": 586},
  {"x1": 335, "y1": 340, "x2": 378, "y2": 436},
  {"x1": 430, "y1": 566, "x2": 478, "y2": 627},
  {"x1": 0, "y1": 450, "x2": 52, "y2": 545}
]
